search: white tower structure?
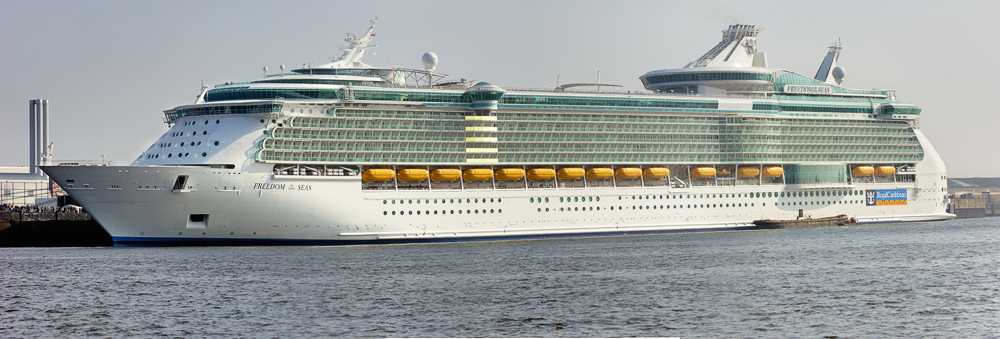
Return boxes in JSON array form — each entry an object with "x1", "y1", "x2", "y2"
[{"x1": 28, "y1": 99, "x2": 49, "y2": 177}]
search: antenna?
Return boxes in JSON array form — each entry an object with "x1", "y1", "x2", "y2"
[{"x1": 280, "y1": 64, "x2": 285, "y2": 77}]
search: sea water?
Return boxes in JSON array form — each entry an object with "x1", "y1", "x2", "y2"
[{"x1": 2, "y1": 218, "x2": 998, "y2": 338}]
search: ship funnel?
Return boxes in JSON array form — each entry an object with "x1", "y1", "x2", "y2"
[{"x1": 814, "y1": 40, "x2": 843, "y2": 85}]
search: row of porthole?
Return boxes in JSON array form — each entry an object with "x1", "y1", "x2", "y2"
[
  {"x1": 287, "y1": 108, "x2": 330, "y2": 114},
  {"x1": 604, "y1": 190, "x2": 870, "y2": 201},
  {"x1": 182, "y1": 119, "x2": 221, "y2": 126},
  {"x1": 384, "y1": 209, "x2": 502, "y2": 216},
  {"x1": 538, "y1": 203, "x2": 760, "y2": 212},
  {"x1": 383, "y1": 198, "x2": 502, "y2": 205},
  {"x1": 164, "y1": 152, "x2": 208, "y2": 158},
  {"x1": 171, "y1": 130, "x2": 211, "y2": 137},
  {"x1": 531, "y1": 196, "x2": 601, "y2": 203},
  {"x1": 159, "y1": 140, "x2": 220, "y2": 148}
]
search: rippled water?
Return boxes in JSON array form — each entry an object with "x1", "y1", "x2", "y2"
[{"x1": 2, "y1": 218, "x2": 999, "y2": 338}]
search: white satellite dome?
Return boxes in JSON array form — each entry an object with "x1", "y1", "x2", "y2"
[
  {"x1": 422, "y1": 52, "x2": 438, "y2": 72},
  {"x1": 832, "y1": 66, "x2": 846, "y2": 85}
]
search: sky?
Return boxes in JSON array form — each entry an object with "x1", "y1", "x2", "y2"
[{"x1": 1, "y1": 0, "x2": 997, "y2": 177}]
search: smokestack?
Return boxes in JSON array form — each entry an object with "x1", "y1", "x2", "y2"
[
  {"x1": 28, "y1": 99, "x2": 48, "y2": 177},
  {"x1": 29, "y1": 100, "x2": 37, "y2": 175}
]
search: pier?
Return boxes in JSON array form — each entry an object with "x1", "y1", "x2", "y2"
[{"x1": 0, "y1": 210, "x2": 111, "y2": 247}]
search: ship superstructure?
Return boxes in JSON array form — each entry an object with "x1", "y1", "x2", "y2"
[{"x1": 43, "y1": 21, "x2": 953, "y2": 246}]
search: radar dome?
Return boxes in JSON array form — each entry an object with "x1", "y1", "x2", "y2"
[
  {"x1": 832, "y1": 66, "x2": 846, "y2": 85},
  {"x1": 421, "y1": 52, "x2": 438, "y2": 72}
]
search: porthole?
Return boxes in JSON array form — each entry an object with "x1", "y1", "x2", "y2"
[
  {"x1": 490, "y1": 209, "x2": 494, "y2": 213},
  {"x1": 425, "y1": 199, "x2": 430, "y2": 204},
  {"x1": 545, "y1": 208, "x2": 549, "y2": 212},
  {"x1": 588, "y1": 197, "x2": 593, "y2": 202},
  {"x1": 383, "y1": 211, "x2": 387, "y2": 215},
  {"x1": 544, "y1": 197, "x2": 549, "y2": 203},
  {"x1": 450, "y1": 210, "x2": 454, "y2": 214},
  {"x1": 450, "y1": 199, "x2": 454, "y2": 203},
  {"x1": 466, "y1": 199, "x2": 471, "y2": 203},
  {"x1": 538, "y1": 208, "x2": 541, "y2": 212},
  {"x1": 204, "y1": 120, "x2": 209, "y2": 125},
  {"x1": 408, "y1": 200, "x2": 412, "y2": 204},
  {"x1": 530, "y1": 198, "x2": 535, "y2": 203},
  {"x1": 260, "y1": 119, "x2": 265, "y2": 123},
  {"x1": 408, "y1": 211, "x2": 412, "y2": 215},
  {"x1": 203, "y1": 131, "x2": 207, "y2": 135},
  {"x1": 498, "y1": 198, "x2": 502, "y2": 203},
  {"x1": 201, "y1": 152, "x2": 207, "y2": 157},
  {"x1": 425, "y1": 211, "x2": 429, "y2": 215},
  {"x1": 216, "y1": 120, "x2": 220, "y2": 124},
  {"x1": 560, "y1": 197, "x2": 564, "y2": 203},
  {"x1": 167, "y1": 153, "x2": 172, "y2": 158},
  {"x1": 490, "y1": 198, "x2": 494, "y2": 203},
  {"x1": 560, "y1": 207, "x2": 564, "y2": 211},
  {"x1": 574, "y1": 197, "x2": 579, "y2": 202},
  {"x1": 214, "y1": 141, "x2": 219, "y2": 146},
  {"x1": 498, "y1": 209, "x2": 502, "y2": 213},
  {"x1": 392, "y1": 211, "x2": 396, "y2": 215},
  {"x1": 467, "y1": 210, "x2": 471, "y2": 214},
  {"x1": 596, "y1": 197, "x2": 600, "y2": 202},
  {"x1": 180, "y1": 142, "x2": 185, "y2": 147}
]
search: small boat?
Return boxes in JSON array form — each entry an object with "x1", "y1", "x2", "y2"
[{"x1": 753, "y1": 214, "x2": 857, "y2": 229}]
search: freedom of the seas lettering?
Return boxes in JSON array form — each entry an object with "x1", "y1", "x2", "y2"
[{"x1": 253, "y1": 183, "x2": 312, "y2": 191}]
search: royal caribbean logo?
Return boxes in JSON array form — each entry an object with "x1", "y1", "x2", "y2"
[{"x1": 866, "y1": 189, "x2": 907, "y2": 206}]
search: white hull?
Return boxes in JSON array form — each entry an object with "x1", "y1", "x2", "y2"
[{"x1": 42, "y1": 157, "x2": 953, "y2": 246}]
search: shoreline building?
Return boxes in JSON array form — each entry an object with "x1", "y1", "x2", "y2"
[{"x1": 0, "y1": 99, "x2": 56, "y2": 206}]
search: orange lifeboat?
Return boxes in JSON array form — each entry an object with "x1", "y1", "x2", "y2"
[
  {"x1": 718, "y1": 168, "x2": 733, "y2": 176},
  {"x1": 852, "y1": 166, "x2": 875, "y2": 177},
  {"x1": 642, "y1": 167, "x2": 670, "y2": 179},
  {"x1": 690, "y1": 167, "x2": 717, "y2": 179},
  {"x1": 430, "y1": 168, "x2": 461, "y2": 181},
  {"x1": 362, "y1": 168, "x2": 395, "y2": 181},
  {"x1": 463, "y1": 168, "x2": 494, "y2": 181},
  {"x1": 737, "y1": 167, "x2": 760, "y2": 178},
  {"x1": 557, "y1": 167, "x2": 585, "y2": 180},
  {"x1": 526, "y1": 168, "x2": 556, "y2": 180},
  {"x1": 586, "y1": 168, "x2": 614, "y2": 180},
  {"x1": 396, "y1": 168, "x2": 429, "y2": 181},
  {"x1": 494, "y1": 168, "x2": 526, "y2": 181},
  {"x1": 874, "y1": 166, "x2": 896, "y2": 176},
  {"x1": 614, "y1": 167, "x2": 642, "y2": 180},
  {"x1": 762, "y1": 166, "x2": 784, "y2": 178}
]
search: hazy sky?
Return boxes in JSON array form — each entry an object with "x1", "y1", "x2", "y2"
[{"x1": 1, "y1": 0, "x2": 997, "y2": 177}]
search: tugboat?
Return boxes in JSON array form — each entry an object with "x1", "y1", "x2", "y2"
[{"x1": 754, "y1": 210, "x2": 857, "y2": 229}]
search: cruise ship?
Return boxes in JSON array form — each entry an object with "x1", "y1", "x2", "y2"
[{"x1": 42, "y1": 20, "x2": 954, "y2": 246}]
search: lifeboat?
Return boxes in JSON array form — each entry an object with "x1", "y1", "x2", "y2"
[
  {"x1": 494, "y1": 168, "x2": 526, "y2": 181},
  {"x1": 430, "y1": 168, "x2": 461, "y2": 181},
  {"x1": 614, "y1": 167, "x2": 642, "y2": 180},
  {"x1": 463, "y1": 168, "x2": 494, "y2": 181},
  {"x1": 737, "y1": 167, "x2": 760, "y2": 178},
  {"x1": 526, "y1": 168, "x2": 556, "y2": 180},
  {"x1": 556, "y1": 167, "x2": 585, "y2": 180},
  {"x1": 362, "y1": 168, "x2": 395, "y2": 181},
  {"x1": 762, "y1": 166, "x2": 784, "y2": 178},
  {"x1": 852, "y1": 166, "x2": 875, "y2": 177},
  {"x1": 642, "y1": 167, "x2": 670, "y2": 179},
  {"x1": 874, "y1": 166, "x2": 896, "y2": 176},
  {"x1": 396, "y1": 168, "x2": 429, "y2": 181},
  {"x1": 586, "y1": 168, "x2": 614, "y2": 180},
  {"x1": 718, "y1": 168, "x2": 733, "y2": 176},
  {"x1": 690, "y1": 167, "x2": 717, "y2": 179}
]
